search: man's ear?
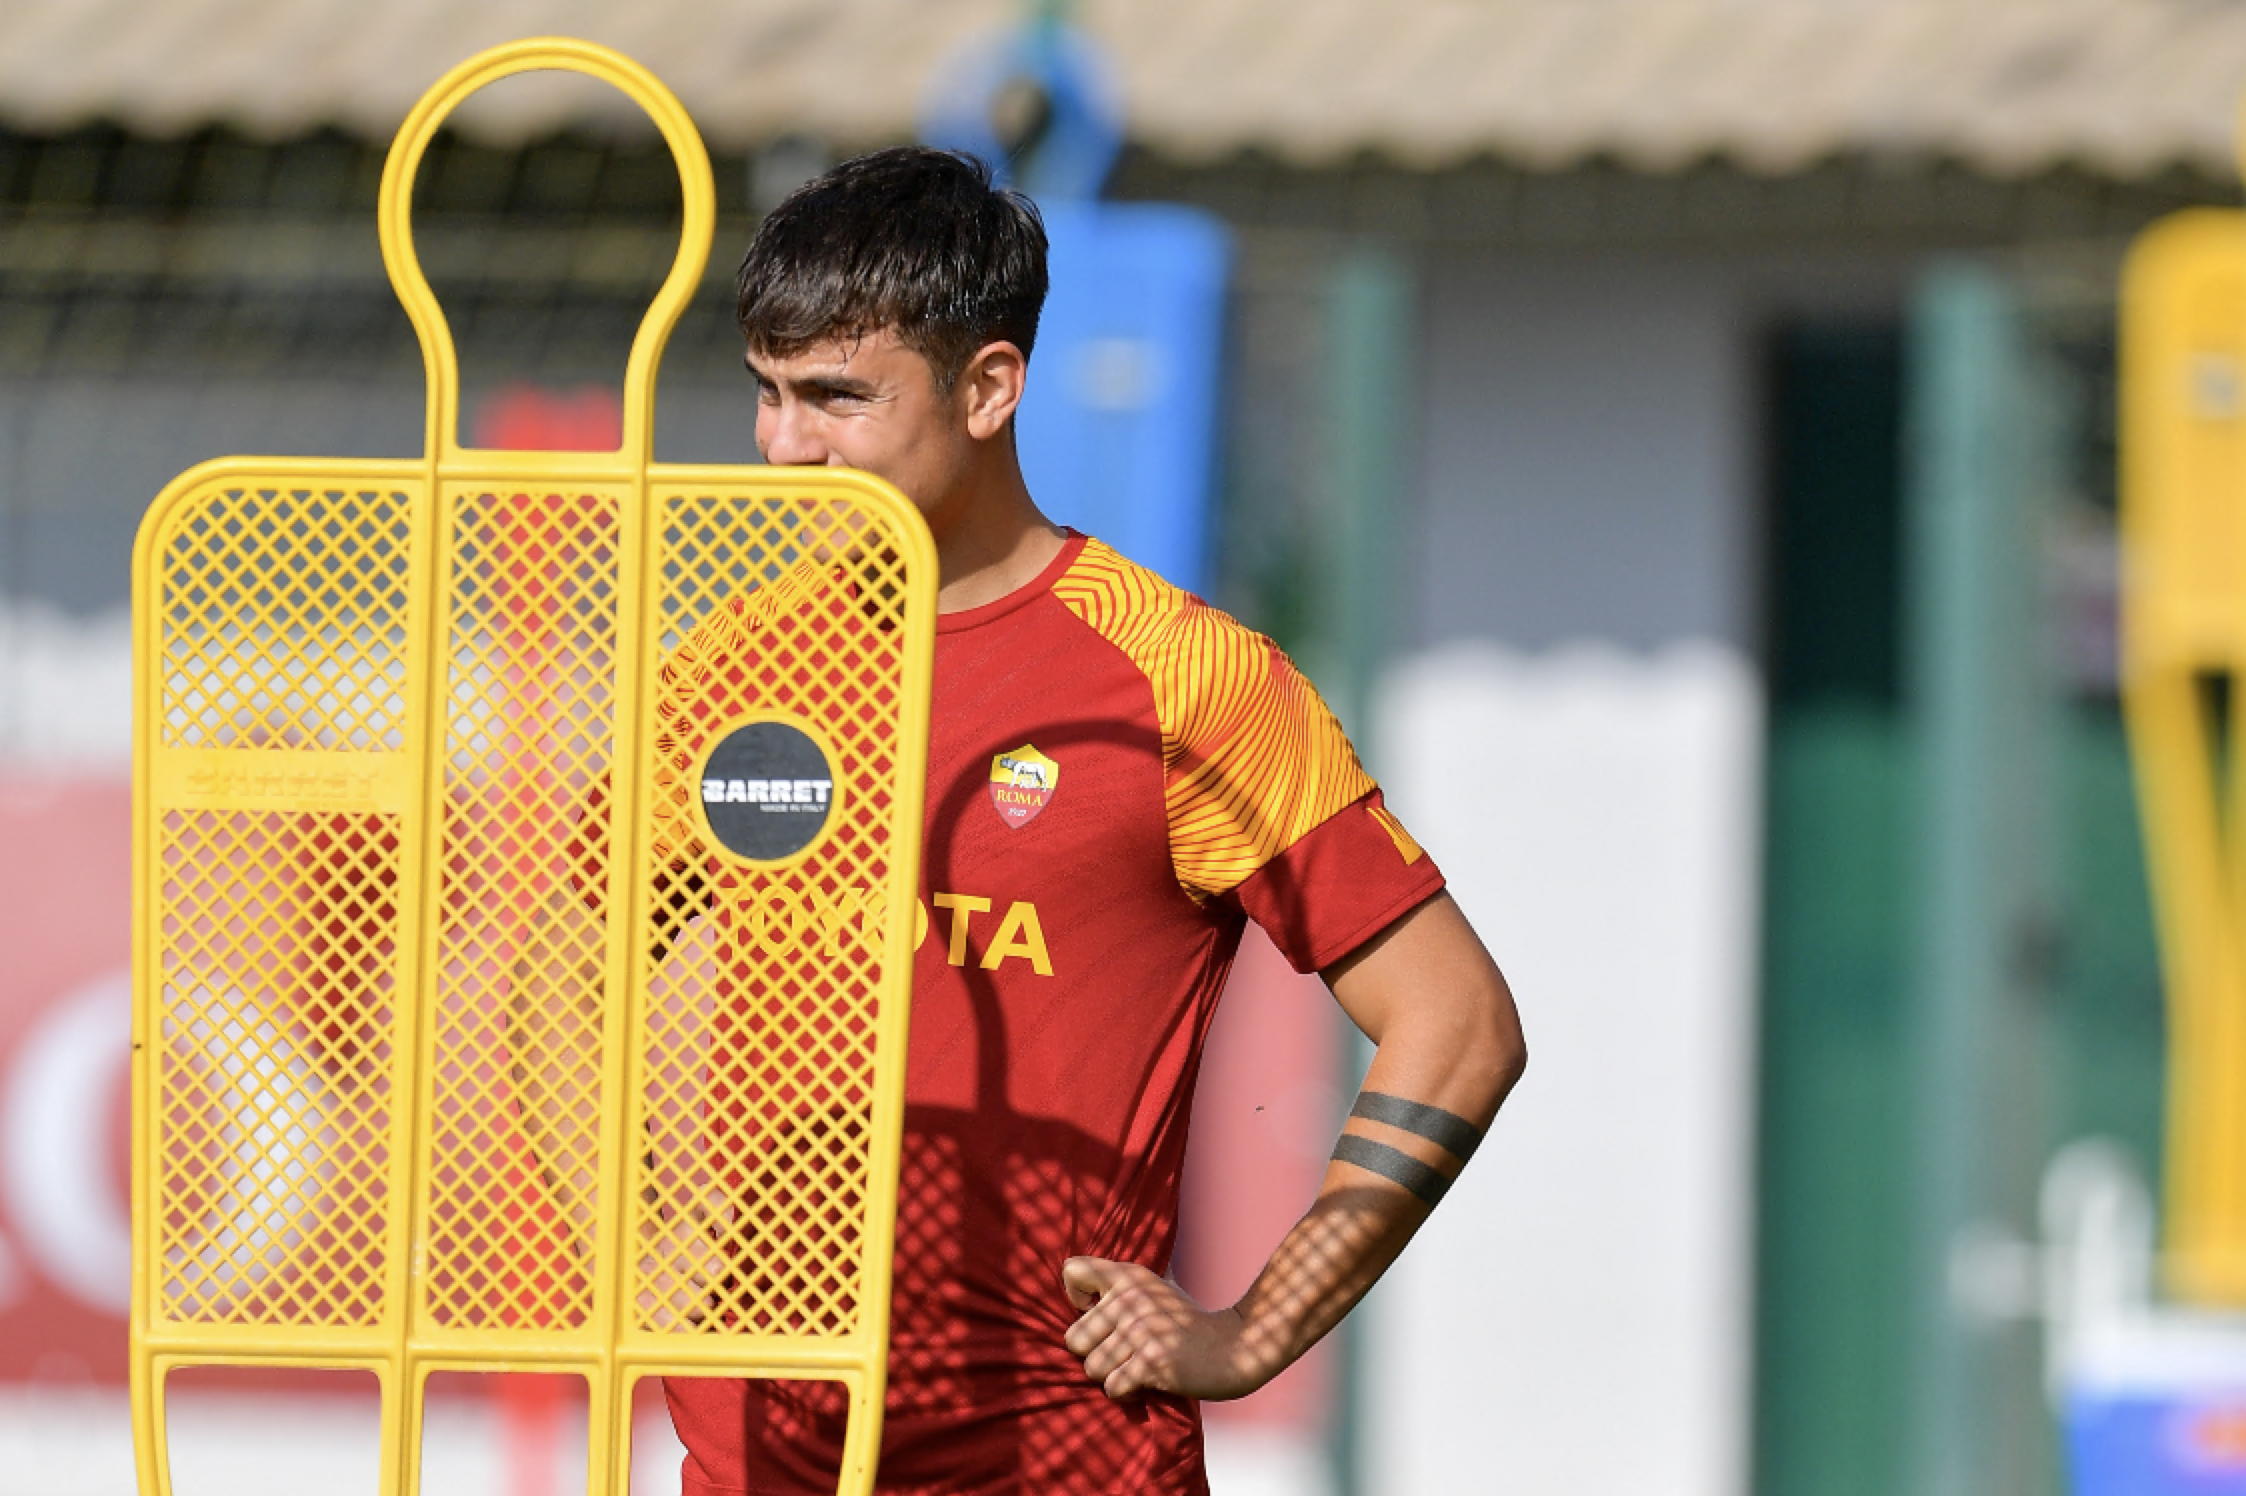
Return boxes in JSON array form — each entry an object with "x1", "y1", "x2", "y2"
[{"x1": 959, "y1": 341, "x2": 1028, "y2": 441}]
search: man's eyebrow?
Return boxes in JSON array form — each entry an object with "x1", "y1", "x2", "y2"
[
  {"x1": 746, "y1": 362, "x2": 879, "y2": 397},
  {"x1": 801, "y1": 373, "x2": 879, "y2": 396}
]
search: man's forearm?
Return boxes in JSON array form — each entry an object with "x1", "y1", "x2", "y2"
[
  {"x1": 1224, "y1": 1162, "x2": 1431, "y2": 1386},
  {"x1": 1227, "y1": 1031, "x2": 1519, "y2": 1387},
  {"x1": 1062, "y1": 892, "x2": 1525, "y2": 1401},
  {"x1": 1062, "y1": 1016, "x2": 1521, "y2": 1401}
]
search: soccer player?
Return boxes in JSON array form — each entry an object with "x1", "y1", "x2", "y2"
[{"x1": 662, "y1": 146, "x2": 1526, "y2": 1496}]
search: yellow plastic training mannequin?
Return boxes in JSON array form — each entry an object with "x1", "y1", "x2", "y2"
[{"x1": 128, "y1": 38, "x2": 934, "y2": 1496}]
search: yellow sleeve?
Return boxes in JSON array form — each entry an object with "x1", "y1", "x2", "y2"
[{"x1": 1053, "y1": 540, "x2": 1374, "y2": 903}]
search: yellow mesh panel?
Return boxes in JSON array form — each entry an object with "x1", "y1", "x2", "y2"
[
  {"x1": 422, "y1": 488, "x2": 622, "y2": 1332},
  {"x1": 128, "y1": 40, "x2": 935, "y2": 1496},
  {"x1": 156, "y1": 806, "x2": 401, "y2": 1328},
  {"x1": 631, "y1": 497, "x2": 910, "y2": 1341},
  {"x1": 159, "y1": 487, "x2": 413, "y2": 751}
]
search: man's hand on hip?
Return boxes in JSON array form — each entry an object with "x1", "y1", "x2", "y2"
[
  {"x1": 1060, "y1": 895, "x2": 1525, "y2": 1410},
  {"x1": 1060, "y1": 1256, "x2": 1271, "y2": 1402}
]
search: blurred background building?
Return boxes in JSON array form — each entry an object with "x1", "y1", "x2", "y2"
[{"x1": 1, "y1": 1, "x2": 2241, "y2": 1493}]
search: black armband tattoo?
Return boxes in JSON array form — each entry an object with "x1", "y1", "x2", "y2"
[
  {"x1": 1331, "y1": 1134, "x2": 1452, "y2": 1205},
  {"x1": 1349, "y1": 1091, "x2": 1484, "y2": 1162}
]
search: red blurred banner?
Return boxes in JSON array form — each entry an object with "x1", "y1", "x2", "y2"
[
  {"x1": 476, "y1": 384, "x2": 623, "y2": 452},
  {"x1": 1177, "y1": 924, "x2": 1340, "y2": 1433},
  {"x1": 0, "y1": 773, "x2": 133, "y2": 1384}
]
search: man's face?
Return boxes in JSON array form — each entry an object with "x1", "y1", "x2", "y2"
[{"x1": 747, "y1": 328, "x2": 975, "y2": 523}]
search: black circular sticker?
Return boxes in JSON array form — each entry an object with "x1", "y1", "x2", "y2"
[{"x1": 697, "y1": 720, "x2": 839, "y2": 862}]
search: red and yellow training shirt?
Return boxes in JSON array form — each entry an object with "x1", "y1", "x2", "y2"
[{"x1": 665, "y1": 532, "x2": 1444, "y2": 1495}]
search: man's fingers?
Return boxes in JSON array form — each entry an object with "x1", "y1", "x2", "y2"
[
  {"x1": 1079, "y1": 1324, "x2": 1134, "y2": 1384},
  {"x1": 1087, "y1": 1325, "x2": 1156, "y2": 1401},
  {"x1": 1062, "y1": 1256, "x2": 1207, "y2": 1400},
  {"x1": 1063, "y1": 1298, "x2": 1121, "y2": 1358},
  {"x1": 1103, "y1": 1360, "x2": 1149, "y2": 1402},
  {"x1": 1062, "y1": 1254, "x2": 1125, "y2": 1310},
  {"x1": 1062, "y1": 1257, "x2": 1136, "y2": 1356}
]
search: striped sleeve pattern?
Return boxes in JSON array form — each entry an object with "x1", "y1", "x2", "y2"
[{"x1": 1052, "y1": 540, "x2": 1376, "y2": 902}]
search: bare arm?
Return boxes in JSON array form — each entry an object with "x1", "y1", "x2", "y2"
[{"x1": 1061, "y1": 890, "x2": 1526, "y2": 1400}]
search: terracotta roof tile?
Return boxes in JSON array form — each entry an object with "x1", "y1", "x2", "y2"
[{"x1": 1, "y1": 0, "x2": 2243, "y2": 181}]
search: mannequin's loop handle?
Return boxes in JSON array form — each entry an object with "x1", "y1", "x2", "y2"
[{"x1": 378, "y1": 38, "x2": 715, "y2": 463}]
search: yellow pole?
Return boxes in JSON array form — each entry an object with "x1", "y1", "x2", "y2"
[{"x1": 2121, "y1": 205, "x2": 2246, "y2": 1303}]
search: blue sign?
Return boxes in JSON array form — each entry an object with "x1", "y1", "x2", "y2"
[
  {"x1": 1016, "y1": 203, "x2": 1229, "y2": 596},
  {"x1": 2069, "y1": 1391, "x2": 2246, "y2": 1494},
  {"x1": 924, "y1": 23, "x2": 1231, "y2": 596}
]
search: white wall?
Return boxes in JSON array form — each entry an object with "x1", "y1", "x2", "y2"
[
  {"x1": 1409, "y1": 253, "x2": 1756, "y2": 653},
  {"x1": 1368, "y1": 641, "x2": 1763, "y2": 1496},
  {"x1": 1359, "y1": 248, "x2": 1768, "y2": 1496},
  {"x1": 0, "y1": 604, "x2": 131, "y2": 769}
]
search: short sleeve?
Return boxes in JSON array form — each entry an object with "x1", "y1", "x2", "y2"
[
  {"x1": 1230, "y1": 789, "x2": 1446, "y2": 974},
  {"x1": 1159, "y1": 628, "x2": 1381, "y2": 902},
  {"x1": 1048, "y1": 538, "x2": 1421, "y2": 921}
]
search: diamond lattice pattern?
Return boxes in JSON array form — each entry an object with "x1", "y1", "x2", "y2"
[
  {"x1": 423, "y1": 490, "x2": 621, "y2": 1331},
  {"x1": 159, "y1": 488, "x2": 412, "y2": 750},
  {"x1": 143, "y1": 475, "x2": 922, "y2": 1356},
  {"x1": 156, "y1": 808, "x2": 399, "y2": 1326},
  {"x1": 632, "y1": 493, "x2": 916, "y2": 1339},
  {"x1": 152, "y1": 481, "x2": 411, "y2": 1328}
]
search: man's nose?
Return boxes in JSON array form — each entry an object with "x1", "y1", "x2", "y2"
[{"x1": 762, "y1": 404, "x2": 829, "y2": 466}]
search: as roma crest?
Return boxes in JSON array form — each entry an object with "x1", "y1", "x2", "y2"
[{"x1": 989, "y1": 744, "x2": 1060, "y2": 829}]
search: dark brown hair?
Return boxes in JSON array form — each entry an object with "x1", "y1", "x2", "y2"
[{"x1": 735, "y1": 146, "x2": 1048, "y2": 390}]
